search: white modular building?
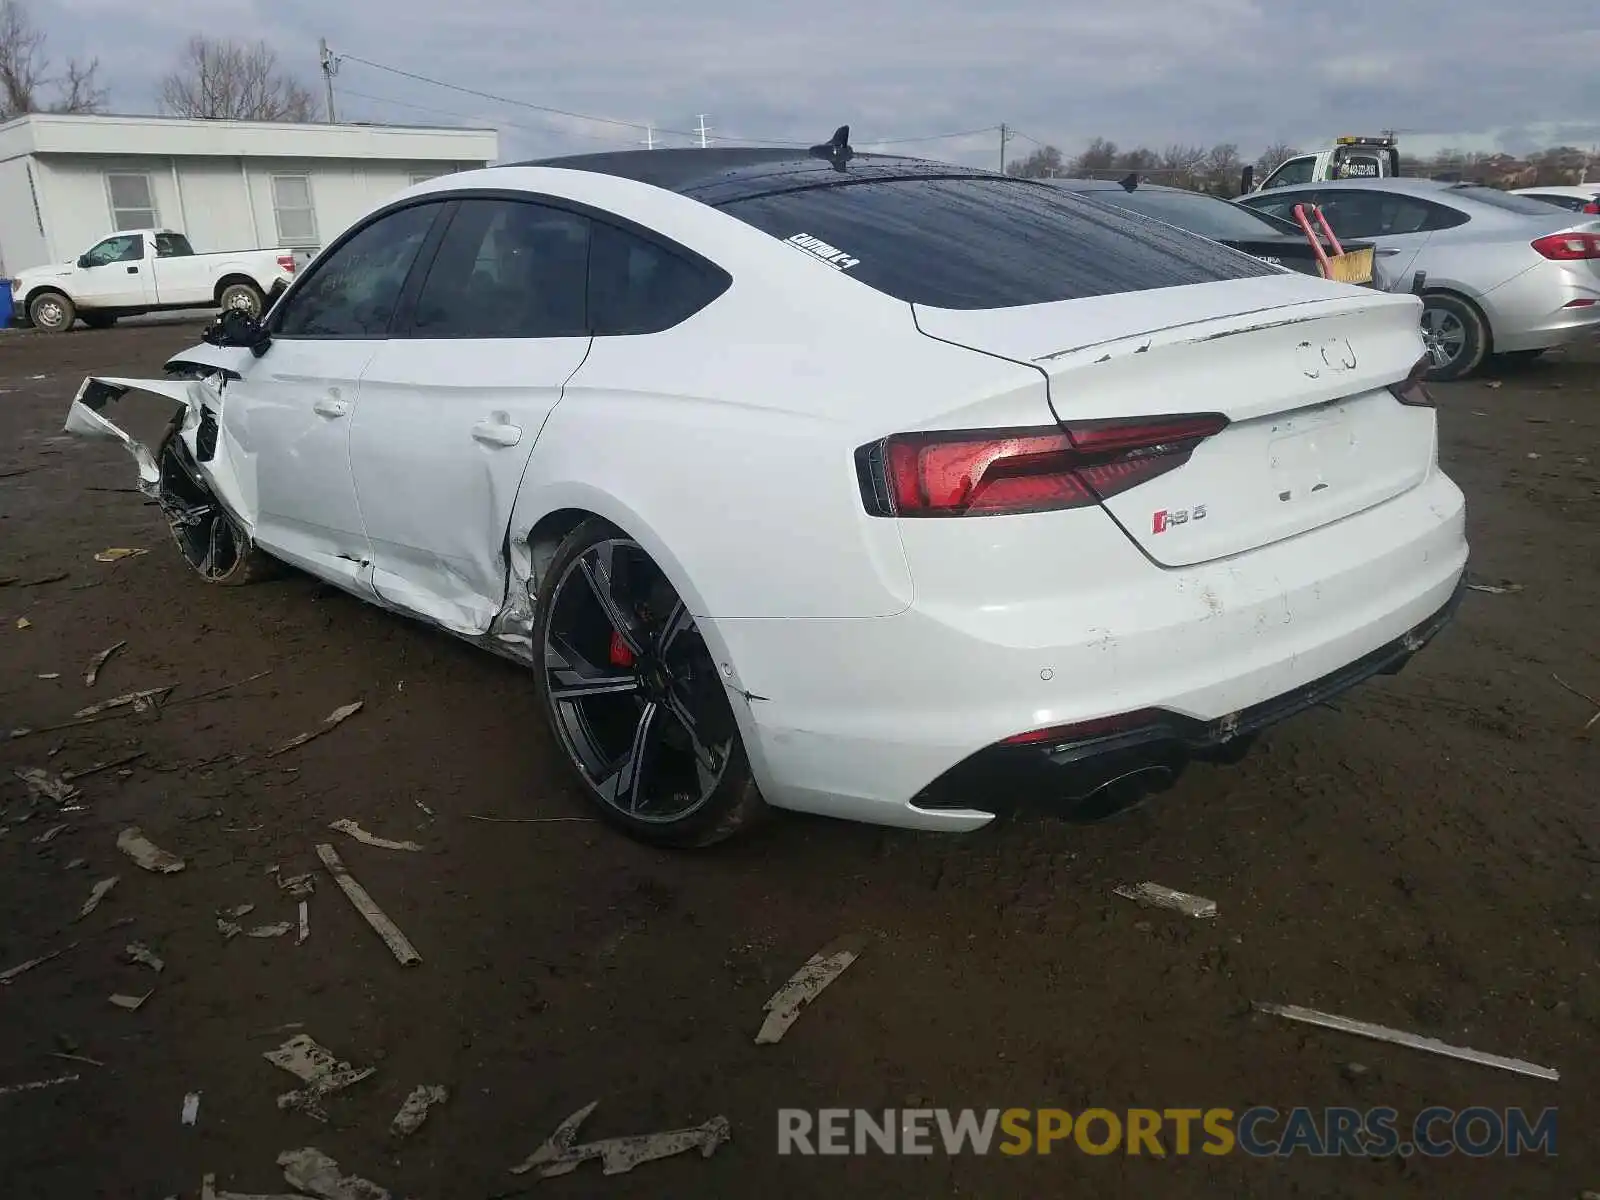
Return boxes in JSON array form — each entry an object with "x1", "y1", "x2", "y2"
[{"x1": 0, "y1": 113, "x2": 499, "y2": 276}]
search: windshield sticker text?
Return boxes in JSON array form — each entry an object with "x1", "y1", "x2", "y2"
[{"x1": 786, "y1": 233, "x2": 861, "y2": 271}]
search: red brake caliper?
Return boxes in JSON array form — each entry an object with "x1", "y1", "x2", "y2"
[{"x1": 608, "y1": 628, "x2": 635, "y2": 668}]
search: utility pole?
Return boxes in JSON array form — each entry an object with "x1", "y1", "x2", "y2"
[
  {"x1": 319, "y1": 38, "x2": 338, "y2": 123},
  {"x1": 641, "y1": 124, "x2": 657, "y2": 150},
  {"x1": 695, "y1": 114, "x2": 711, "y2": 148},
  {"x1": 998, "y1": 123, "x2": 1010, "y2": 174}
]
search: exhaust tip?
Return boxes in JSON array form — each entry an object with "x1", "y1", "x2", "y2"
[{"x1": 1061, "y1": 763, "x2": 1179, "y2": 823}]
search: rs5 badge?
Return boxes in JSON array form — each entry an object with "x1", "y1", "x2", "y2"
[{"x1": 1152, "y1": 505, "x2": 1207, "y2": 534}]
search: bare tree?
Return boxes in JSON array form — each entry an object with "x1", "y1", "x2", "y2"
[
  {"x1": 1072, "y1": 137, "x2": 1119, "y2": 174},
  {"x1": 1254, "y1": 142, "x2": 1298, "y2": 178},
  {"x1": 158, "y1": 35, "x2": 319, "y2": 121},
  {"x1": 1201, "y1": 143, "x2": 1243, "y2": 194},
  {"x1": 1006, "y1": 144, "x2": 1064, "y2": 178},
  {"x1": 1158, "y1": 144, "x2": 1208, "y2": 190},
  {"x1": 50, "y1": 56, "x2": 107, "y2": 114},
  {"x1": 0, "y1": 0, "x2": 106, "y2": 119},
  {"x1": 1113, "y1": 146, "x2": 1157, "y2": 174}
]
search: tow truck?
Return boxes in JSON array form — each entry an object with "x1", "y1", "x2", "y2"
[{"x1": 1241, "y1": 135, "x2": 1403, "y2": 194}]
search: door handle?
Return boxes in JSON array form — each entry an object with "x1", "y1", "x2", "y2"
[
  {"x1": 1375, "y1": 248, "x2": 1403, "y2": 257},
  {"x1": 471, "y1": 418, "x2": 522, "y2": 447},
  {"x1": 126, "y1": 265, "x2": 139, "y2": 274},
  {"x1": 313, "y1": 397, "x2": 351, "y2": 418}
]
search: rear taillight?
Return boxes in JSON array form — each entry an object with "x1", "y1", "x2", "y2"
[
  {"x1": 1002, "y1": 708, "x2": 1165, "y2": 746},
  {"x1": 1583, "y1": 201, "x2": 1600, "y2": 215},
  {"x1": 856, "y1": 414, "x2": 1229, "y2": 518},
  {"x1": 1388, "y1": 354, "x2": 1434, "y2": 407},
  {"x1": 1531, "y1": 232, "x2": 1600, "y2": 260},
  {"x1": 276, "y1": 253, "x2": 297, "y2": 273}
]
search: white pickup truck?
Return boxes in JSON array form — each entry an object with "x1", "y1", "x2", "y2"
[{"x1": 10, "y1": 230, "x2": 311, "y2": 333}]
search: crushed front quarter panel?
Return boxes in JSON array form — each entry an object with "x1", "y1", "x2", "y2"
[{"x1": 64, "y1": 373, "x2": 258, "y2": 534}]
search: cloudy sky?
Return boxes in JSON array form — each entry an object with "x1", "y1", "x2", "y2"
[{"x1": 33, "y1": 0, "x2": 1600, "y2": 167}]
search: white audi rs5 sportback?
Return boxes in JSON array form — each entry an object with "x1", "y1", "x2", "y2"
[{"x1": 66, "y1": 128, "x2": 1468, "y2": 846}]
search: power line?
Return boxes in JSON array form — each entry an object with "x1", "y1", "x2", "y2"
[
  {"x1": 329, "y1": 46, "x2": 1013, "y2": 153},
  {"x1": 336, "y1": 86, "x2": 631, "y2": 146}
]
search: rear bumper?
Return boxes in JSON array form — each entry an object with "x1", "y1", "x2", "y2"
[
  {"x1": 1481, "y1": 260, "x2": 1600, "y2": 352},
  {"x1": 711, "y1": 468, "x2": 1467, "y2": 833},
  {"x1": 912, "y1": 581, "x2": 1462, "y2": 818}
]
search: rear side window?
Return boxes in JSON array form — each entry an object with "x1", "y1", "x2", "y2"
[
  {"x1": 587, "y1": 222, "x2": 730, "y2": 335},
  {"x1": 718, "y1": 177, "x2": 1277, "y2": 309}
]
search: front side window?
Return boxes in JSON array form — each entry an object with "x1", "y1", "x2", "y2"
[
  {"x1": 587, "y1": 221, "x2": 729, "y2": 335},
  {"x1": 275, "y1": 202, "x2": 441, "y2": 338},
  {"x1": 1263, "y1": 157, "x2": 1317, "y2": 189},
  {"x1": 106, "y1": 172, "x2": 157, "y2": 230},
  {"x1": 719, "y1": 177, "x2": 1276, "y2": 310},
  {"x1": 271, "y1": 174, "x2": 319, "y2": 248},
  {"x1": 408, "y1": 199, "x2": 591, "y2": 338},
  {"x1": 83, "y1": 234, "x2": 144, "y2": 267}
]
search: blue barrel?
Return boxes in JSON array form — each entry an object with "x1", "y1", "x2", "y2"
[{"x1": 0, "y1": 284, "x2": 12, "y2": 328}]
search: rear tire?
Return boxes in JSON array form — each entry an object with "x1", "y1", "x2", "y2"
[
  {"x1": 1419, "y1": 292, "x2": 1488, "y2": 382},
  {"x1": 154, "y1": 414, "x2": 277, "y2": 586},
  {"x1": 532, "y1": 517, "x2": 767, "y2": 847},
  {"x1": 28, "y1": 290, "x2": 75, "y2": 333}
]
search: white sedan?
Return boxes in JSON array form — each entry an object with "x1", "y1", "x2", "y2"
[{"x1": 65, "y1": 131, "x2": 1469, "y2": 846}]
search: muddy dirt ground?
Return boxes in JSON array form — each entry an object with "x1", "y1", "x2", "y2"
[{"x1": 1, "y1": 322, "x2": 1596, "y2": 1199}]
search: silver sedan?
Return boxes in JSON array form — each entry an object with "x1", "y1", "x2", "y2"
[{"x1": 1240, "y1": 178, "x2": 1600, "y2": 380}]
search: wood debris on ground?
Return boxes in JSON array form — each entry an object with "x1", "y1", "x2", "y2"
[
  {"x1": 117, "y1": 826, "x2": 185, "y2": 873},
  {"x1": 84, "y1": 640, "x2": 126, "y2": 686},
  {"x1": 109, "y1": 990, "x2": 152, "y2": 1011},
  {"x1": 125, "y1": 942, "x2": 164, "y2": 972},
  {"x1": 63, "y1": 750, "x2": 146, "y2": 782},
  {"x1": 268, "y1": 866, "x2": 315, "y2": 898},
  {"x1": 0, "y1": 1072, "x2": 80, "y2": 1097},
  {"x1": 181, "y1": 1091, "x2": 202, "y2": 1126},
  {"x1": 389, "y1": 1084, "x2": 448, "y2": 1137},
  {"x1": 266, "y1": 701, "x2": 363, "y2": 758},
  {"x1": 93, "y1": 547, "x2": 148, "y2": 562},
  {"x1": 76, "y1": 877, "x2": 118, "y2": 920},
  {"x1": 1254, "y1": 1001, "x2": 1560, "y2": 1081},
  {"x1": 15, "y1": 767, "x2": 80, "y2": 805},
  {"x1": 1114, "y1": 881, "x2": 1219, "y2": 919},
  {"x1": 755, "y1": 936, "x2": 865, "y2": 1045},
  {"x1": 511, "y1": 1100, "x2": 731, "y2": 1178},
  {"x1": 278, "y1": 1146, "x2": 392, "y2": 1200},
  {"x1": 263, "y1": 1033, "x2": 376, "y2": 1121},
  {"x1": 314, "y1": 843, "x2": 421, "y2": 966},
  {"x1": 297, "y1": 901, "x2": 309, "y2": 946},
  {"x1": 0, "y1": 943, "x2": 72, "y2": 984},
  {"x1": 328, "y1": 818, "x2": 423, "y2": 853},
  {"x1": 246, "y1": 922, "x2": 293, "y2": 939},
  {"x1": 31, "y1": 823, "x2": 69, "y2": 844},
  {"x1": 73, "y1": 686, "x2": 173, "y2": 719}
]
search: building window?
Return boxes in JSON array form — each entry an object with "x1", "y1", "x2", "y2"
[
  {"x1": 106, "y1": 172, "x2": 158, "y2": 231},
  {"x1": 271, "y1": 174, "x2": 319, "y2": 247}
]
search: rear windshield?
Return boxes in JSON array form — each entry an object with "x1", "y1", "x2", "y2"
[
  {"x1": 1447, "y1": 185, "x2": 1572, "y2": 217},
  {"x1": 1082, "y1": 188, "x2": 1303, "y2": 240},
  {"x1": 717, "y1": 176, "x2": 1277, "y2": 309},
  {"x1": 155, "y1": 233, "x2": 195, "y2": 257}
]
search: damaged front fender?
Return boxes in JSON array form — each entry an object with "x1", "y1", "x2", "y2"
[{"x1": 65, "y1": 373, "x2": 258, "y2": 542}]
